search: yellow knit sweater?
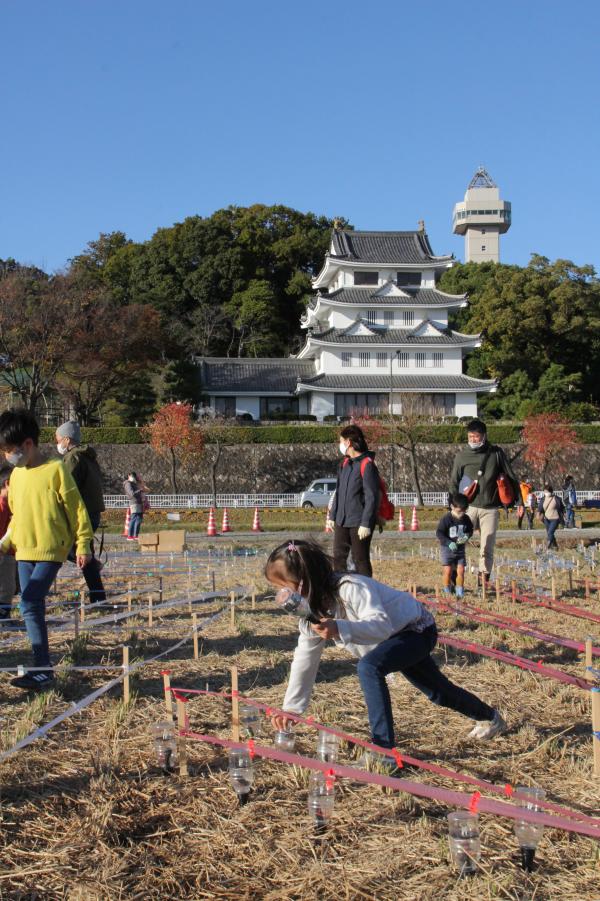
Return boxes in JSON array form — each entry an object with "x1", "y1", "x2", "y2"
[{"x1": 2, "y1": 459, "x2": 93, "y2": 562}]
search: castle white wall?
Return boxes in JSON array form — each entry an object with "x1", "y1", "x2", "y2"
[
  {"x1": 455, "y1": 393, "x2": 478, "y2": 417},
  {"x1": 310, "y1": 392, "x2": 335, "y2": 419}
]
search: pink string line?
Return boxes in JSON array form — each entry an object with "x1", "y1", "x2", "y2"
[
  {"x1": 437, "y1": 634, "x2": 592, "y2": 691},
  {"x1": 179, "y1": 729, "x2": 600, "y2": 840},
  {"x1": 421, "y1": 594, "x2": 600, "y2": 658},
  {"x1": 507, "y1": 588, "x2": 600, "y2": 625},
  {"x1": 168, "y1": 686, "x2": 599, "y2": 827}
]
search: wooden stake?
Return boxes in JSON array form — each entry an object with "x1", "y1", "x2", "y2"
[
  {"x1": 211, "y1": 570, "x2": 216, "y2": 591},
  {"x1": 551, "y1": 576, "x2": 557, "y2": 600},
  {"x1": 434, "y1": 584, "x2": 440, "y2": 600},
  {"x1": 74, "y1": 600, "x2": 79, "y2": 639},
  {"x1": 162, "y1": 670, "x2": 173, "y2": 719},
  {"x1": 495, "y1": 578, "x2": 501, "y2": 604},
  {"x1": 159, "y1": 575, "x2": 163, "y2": 604},
  {"x1": 585, "y1": 637, "x2": 593, "y2": 671},
  {"x1": 592, "y1": 688, "x2": 600, "y2": 777},
  {"x1": 79, "y1": 592, "x2": 86, "y2": 624},
  {"x1": 585, "y1": 578, "x2": 591, "y2": 601},
  {"x1": 122, "y1": 646, "x2": 130, "y2": 704},
  {"x1": 251, "y1": 591, "x2": 256, "y2": 610},
  {"x1": 127, "y1": 581, "x2": 132, "y2": 614},
  {"x1": 511, "y1": 580, "x2": 517, "y2": 605},
  {"x1": 192, "y1": 613, "x2": 199, "y2": 660},
  {"x1": 176, "y1": 697, "x2": 189, "y2": 777},
  {"x1": 230, "y1": 591, "x2": 236, "y2": 630},
  {"x1": 568, "y1": 569, "x2": 573, "y2": 592},
  {"x1": 148, "y1": 595, "x2": 153, "y2": 627}
]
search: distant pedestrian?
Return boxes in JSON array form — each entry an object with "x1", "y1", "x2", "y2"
[
  {"x1": 56, "y1": 421, "x2": 106, "y2": 604},
  {"x1": 538, "y1": 483, "x2": 565, "y2": 550},
  {"x1": 516, "y1": 480, "x2": 533, "y2": 530},
  {"x1": 449, "y1": 419, "x2": 520, "y2": 589},
  {"x1": 327, "y1": 425, "x2": 379, "y2": 577},
  {"x1": 123, "y1": 472, "x2": 148, "y2": 540},
  {"x1": 562, "y1": 475, "x2": 577, "y2": 529}
]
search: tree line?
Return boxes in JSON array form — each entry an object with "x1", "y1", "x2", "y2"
[{"x1": 0, "y1": 206, "x2": 598, "y2": 425}]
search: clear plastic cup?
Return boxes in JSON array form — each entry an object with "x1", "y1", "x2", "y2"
[
  {"x1": 274, "y1": 728, "x2": 295, "y2": 752},
  {"x1": 316, "y1": 731, "x2": 339, "y2": 763},
  {"x1": 447, "y1": 811, "x2": 480, "y2": 876},
  {"x1": 239, "y1": 704, "x2": 262, "y2": 739},
  {"x1": 228, "y1": 746, "x2": 254, "y2": 804},
  {"x1": 151, "y1": 721, "x2": 177, "y2": 772},
  {"x1": 308, "y1": 771, "x2": 334, "y2": 830}
]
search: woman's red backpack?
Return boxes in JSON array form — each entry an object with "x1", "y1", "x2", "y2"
[{"x1": 343, "y1": 457, "x2": 395, "y2": 526}]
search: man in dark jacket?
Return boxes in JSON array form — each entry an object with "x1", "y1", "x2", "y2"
[
  {"x1": 328, "y1": 424, "x2": 380, "y2": 577},
  {"x1": 448, "y1": 418, "x2": 520, "y2": 586},
  {"x1": 56, "y1": 420, "x2": 106, "y2": 604}
]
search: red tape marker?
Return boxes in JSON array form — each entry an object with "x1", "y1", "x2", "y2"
[
  {"x1": 504, "y1": 784, "x2": 514, "y2": 798},
  {"x1": 247, "y1": 738, "x2": 256, "y2": 759},
  {"x1": 469, "y1": 791, "x2": 481, "y2": 813},
  {"x1": 392, "y1": 748, "x2": 403, "y2": 769}
]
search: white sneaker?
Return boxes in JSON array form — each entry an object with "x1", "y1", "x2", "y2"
[
  {"x1": 468, "y1": 709, "x2": 507, "y2": 740},
  {"x1": 385, "y1": 673, "x2": 397, "y2": 686}
]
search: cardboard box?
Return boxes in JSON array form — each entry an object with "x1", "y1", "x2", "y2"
[
  {"x1": 138, "y1": 532, "x2": 159, "y2": 553},
  {"x1": 158, "y1": 530, "x2": 187, "y2": 553}
]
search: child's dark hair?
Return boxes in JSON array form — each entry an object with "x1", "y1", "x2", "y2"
[
  {"x1": 340, "y1": 424, "x2": 368, "y2": 454},
  {"x1": 265, "y1": 539, "x2": 344, "y2": 620},
  {"x1": 0, "y1": 408, "x2": 40, "y2": 449},
  {"x1": 450, "y1": 492, "x2": 469, "y2": 511},
  {"x1": 0, "y1": 464, "x2": 13, "y2": 485}
]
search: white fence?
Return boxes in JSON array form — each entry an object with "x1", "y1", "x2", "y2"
[{"x1": 104, "y1": 491, "x2": 600, "y2": 510}]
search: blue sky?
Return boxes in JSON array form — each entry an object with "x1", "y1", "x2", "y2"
[{"x1": 1, "y1": 0, "x2": 599, "y2": 272}]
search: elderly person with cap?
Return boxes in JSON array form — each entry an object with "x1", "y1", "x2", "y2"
[{"x1": 55, "y1": 420, "x2": 106, "y2": 605}]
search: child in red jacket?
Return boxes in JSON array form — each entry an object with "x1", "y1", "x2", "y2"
[{"x1": 0, "y1": 464, "x2": 16, "y2": 622}]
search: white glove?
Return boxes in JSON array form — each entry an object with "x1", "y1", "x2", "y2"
[
  {"x1": 357, "y1": 526, "x2": 371, "y2": 540},
  {"x1": 326, "y1": 519, "x2": 335, "y2": 532}
]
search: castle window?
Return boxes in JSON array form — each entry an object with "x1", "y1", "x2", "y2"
[
  {"x1": 481, "y1": 245, "x2": 486, "y2": 251},
  {"x1": 415, "y1": 352, "x2": 426, "y2": 368},
  {"x1": 433, "y1": 352, "x2": 444, "y2": 367},
  {"x1": 403, "y1": 311, "x2": 415, "y2": 327},
  {"x1": 354, "y1": 271, "x2": 378, "y2": 286},
  {"x1": 366, "y1": 310, "x2": 377, "y2": 325},
  {"x1": 376, "y1": 352, "x2": 387, "y2": 368},
  {"x1": 384, "y1": 310, "x2": 394, "y2": 326},
  {"x1": 359, "y1": 352, "x2": 371, "y2": 367},
  {"x1": 396, "y1": 271, "x2": 421, "y2": 287},
  {"x1": 342, "y1": 352, "x2": 352, "y2": 368},
  {"x1": 397, "y1": 352, "x2": 409, "y2": 368}
]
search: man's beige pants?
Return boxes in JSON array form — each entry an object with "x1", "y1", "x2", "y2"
[{"x1": 467, "y1": 506, "x2": 499, "y2": 574}]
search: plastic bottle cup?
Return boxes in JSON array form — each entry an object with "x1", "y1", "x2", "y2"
[
  {"x1": 308, "y1": 771, "x2": 334, "y2": 831},
  {"x1": 274, "y1": 728, "x2": 295, "y2": 752},
  {"x1": 228, "y1": 746, "x2": 254, "y2": 804},
  {"x1": 316, "y1": 731, "x2": 339, "y2": 763},
  {"x1": 151, "y1": 721, "x2": 177, "y2": 772},
  {"x1": 514, "y1": 786, "x2": 545, "y2": 870},
  {"x1": 447, "y1": 811, "x2": 480, "y2": 876},
  {"x1": 240, "y1": 704, "x2": 261, "y2": 739}
]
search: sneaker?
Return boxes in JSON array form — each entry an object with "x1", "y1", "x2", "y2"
[
  {"x1": 468, "y1": 709, "x2": 507, "y2": 740},
  {"x1": 441, "y1": 587, "x2": 453, "y2": 598},
  {"x1": 455, "y1": 587, "x2": 464, "y2": 599},
  {"x1": 11, "y1": 671, "x2": 55, "y2": 691}
]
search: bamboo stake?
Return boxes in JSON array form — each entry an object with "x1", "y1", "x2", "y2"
[
  {"x1": 148, "y1": 595, "x2": 153, "y2": 627},
  {"x1": 231, "y1": 665, "x2": 240, "y2": 742},
  {"x1": 251, "y1": 591, "x2": 256, "y2": 611},
  {"x1": 162, "y1": 670, "x2": 173, "y2": 719},
  {"x1": 551, "y1": 576, "x2": 557, "y2": 600},
  {"x1": 192, "y1": 613, "x2": 199, "y2": 660},
  {"x1": 176, "y1": 697, "x2": 189, "y2": 777},
  {"x1": 592, "y1": 688, "x2": 600, "y2": 777},
  {"x1": 211, "y1": 570, "x2": 216, "y2": 591},
  {"x1": 230, "y1": 591, "x2": 236, "y2": 630},
  {"x1": 585, "y1": 637, "x2": 593, "y2": 672},
  {"x1": 122, "y1": 646, "x2": 130, "y2": 704}
]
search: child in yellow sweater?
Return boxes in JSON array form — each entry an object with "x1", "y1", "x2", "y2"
[{"x1": 0, "y1": 409, "x2": 93, "y2": 691}]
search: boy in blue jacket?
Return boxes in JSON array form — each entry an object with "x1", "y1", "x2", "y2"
[{"x1": 435, "y1": 493, "x2": 473, "y2": 598}]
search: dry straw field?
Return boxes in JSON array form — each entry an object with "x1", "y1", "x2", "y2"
[{"x1": 0, "y1": 536, "x2": 599, "y2": 900}]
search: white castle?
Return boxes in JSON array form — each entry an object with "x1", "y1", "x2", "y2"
[{"x1": 200, "y1": 173, "x2": 501, "y2": 420}]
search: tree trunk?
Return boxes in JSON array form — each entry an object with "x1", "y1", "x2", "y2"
[
  {"x1": 170, "y1": 448, "x2": 178, "y2": 494},
  {"x1": 408, "y1": 441, "x2": 424, "y2": 507},
  {"x1": 210, "y1": 440, "x2": 222, "y2": 507}
]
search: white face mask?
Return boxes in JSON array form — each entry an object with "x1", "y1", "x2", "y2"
[
  {"x1": 468, "y1": 439, "x2": 484, "y2": 450},
  {"x1": 56, "y1": 442, "x2": 69, "y2": 455},
  {"x1": 339, "y1": 441, "x2": 348, "y2": 456},
  {"x1": 6, "y1": 448, "x2": 27, "y2": 468},
  {"x1": 275, "y1": 587, "x2": 312, "y2": 619}
]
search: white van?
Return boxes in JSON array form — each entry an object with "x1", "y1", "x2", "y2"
[{"x1": 299, "y1": 479, "x2": 337, "y2": 509}]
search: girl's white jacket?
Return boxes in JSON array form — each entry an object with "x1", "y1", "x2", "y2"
[{"x1": 282, "y1": 574, "x2": 433, "y2": 714}]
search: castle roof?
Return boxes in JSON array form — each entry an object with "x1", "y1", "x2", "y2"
[
  {"x1": 307, "y1": 320, "x2": 479, "y2": 346},
  {"x1": 199, "y1": 358, "x2": 314, "y2": 394},
  {"x1": 297, "y1": 373, "x2": 496, "y2": 393},
  {"x1": 330, "y1": 229, "x2": 452, "y2": 265},
  {"x1": 315, "y1": 285, "x2": 467, "y2": 307}
]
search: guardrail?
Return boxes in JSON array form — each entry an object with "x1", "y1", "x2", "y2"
[{"x1": 103, "y1": 491, "x2": 600, "y2": 510}]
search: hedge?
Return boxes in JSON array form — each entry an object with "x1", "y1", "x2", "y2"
[{"x1": 38, "y1": 424, "x2": 600, "y2": 446}]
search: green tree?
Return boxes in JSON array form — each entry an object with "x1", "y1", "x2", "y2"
[
  {"x1": 224, "y1": 279, "x2": 283, "y2": 357},
  {"x1": 102, "y1": 372, "x2": 158, "y2": 426},
  {"x1": 162, "y1": 358, "x2": 203, "y2": 405}
]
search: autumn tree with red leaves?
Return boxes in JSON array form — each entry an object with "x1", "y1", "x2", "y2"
[
  {"x1": 143, "y1": 403, "x2": 204, "y2": 493},
  {"x1": 522, "y1": 413, "x2": 582, "y2": 484}
]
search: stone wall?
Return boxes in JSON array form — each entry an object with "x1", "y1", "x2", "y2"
[{"x1": 51, "y1": 443, "x2": 600, "y2": 495}]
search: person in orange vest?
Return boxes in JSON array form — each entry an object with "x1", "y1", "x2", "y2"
[{"x1": 517, "y1": 480, "x2": 533, "y2": 530}]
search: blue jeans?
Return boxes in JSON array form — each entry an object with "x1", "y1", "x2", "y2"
[
  {"x1": 18, "y1": 561, "x2": 62, "y2": 669},
  {"x1": 545, "y1": 518, "x2": 559, "y2": 548},
  {"x1": 128, "y1": 512, "x2": 143, "y2": 538},
  {"x1": 356, "y1": 624, "x2": 494, "y2": 748},
  {"x1": 565, "y1": 504, "x2": 576, "y2": 528}
]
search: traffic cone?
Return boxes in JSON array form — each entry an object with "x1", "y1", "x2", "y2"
[
  {"x1": 207, "y1": 507, "x2": 218, "y2": 537},
  {"x1": 122, "y1": 508, "x2": 131, "y2": 537},
  {"x1": 252, "y1": 506, "x2": 263, "y2": 532},
  {"x1": 397, "y1": 508, "x2": 405, "y2": 532},
  {"x1": 410, "y1": 505, "x2": 419, "y2": 532},
  {"x1": 221, "y1": 507, "x2": 232, "y2": 533}
]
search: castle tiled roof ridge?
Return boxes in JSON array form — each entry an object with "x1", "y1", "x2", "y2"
[
  {"x1": 297, "y1": 373, "x2": 496, "y2": 391},
  {"x1": 318, "y1": 286, "x2": 467, "y2": 306},
  {"x1": 199, "y1": 358, "x2": 315, "y2": 393},
  {"x1": 307, "y1": 322, "x2": 478, "y2": 346},
  {"x1": 330, "y1": 229, "x2": 453, "y2": 264}
]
